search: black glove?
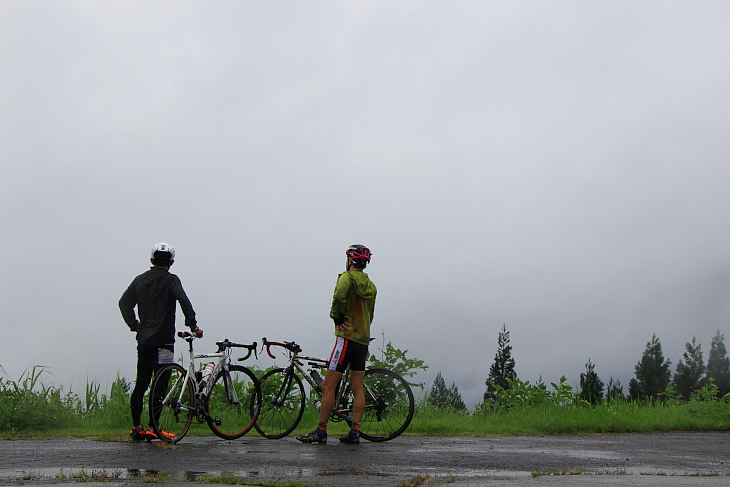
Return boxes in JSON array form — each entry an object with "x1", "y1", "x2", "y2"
[
  {"x1": 129, "y1": 320, "x2": 139, "y2": 332},
  {"x1": 191, "y1": 326, "x2": 203, "y2": 338},
  {"x1": 333, "y1": 315, "x2": 346, "y2": 327}
]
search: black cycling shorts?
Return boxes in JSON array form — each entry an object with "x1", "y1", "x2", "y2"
[{"x1": 327, "y1": 337, "x2": 368, "y2": 373}]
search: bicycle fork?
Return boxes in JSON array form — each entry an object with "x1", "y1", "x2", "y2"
[
  {"x1": 271, "y1": 366, "x2": 296, "y2": 407},
  {"x1": 162, "y1": 369, "x2": 224, "y2": 426}
]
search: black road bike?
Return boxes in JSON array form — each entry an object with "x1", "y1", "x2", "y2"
[{"x1": 254, "y1": 338, "x2": 414, "y2": 442}]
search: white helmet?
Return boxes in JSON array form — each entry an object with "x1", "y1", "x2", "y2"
[{"x1": 151, "y1": 242, "x2": 175, "y2": 260}]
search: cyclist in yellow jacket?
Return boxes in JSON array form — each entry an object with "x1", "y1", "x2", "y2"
[{"x1": 297, "y1": 244, "x2": 377, "y2": 444}]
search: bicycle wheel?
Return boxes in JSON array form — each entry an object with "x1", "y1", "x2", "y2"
[
  {"x1": 357, "y1": 368, "x2": 415, "y2": 442},
  {"x1": 149, "y1": 363, "x2": 194, "y2": 444},
  {"x1": 254, "y1": 368, "x2": 306, "y2": 439},
  {"x1": 206, "y1": 365, "x2": 262, "y2": 440}
]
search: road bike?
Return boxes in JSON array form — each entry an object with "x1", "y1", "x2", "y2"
[
  {"x1": 148, "y1": 331, "x2": 262, "y2": 444},
  {"x1": 254, "y1": 338, "x2": 414, "y2": 442}
]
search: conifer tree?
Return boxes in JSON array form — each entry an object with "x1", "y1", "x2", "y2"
[
  {"x1": 484, "y1": 324, "x2": 516, "y2": 402},
  {"x1": 628, "y1": 378, "x2": 641, "y2": 401},
  {"x1": 672, "y1": 337, "x2": 705, "y2": 400},
  {"x1": 579, "y1": 359, "x2": 604, "y2": 405},
  {"x1": 606, "y1": 377, "x2": 624, "y2": 401},
  {"x1": 706, "y1": 330, "x2": 730, "y2": 397},
  {"x1": 428, "y1": 372, "x2": 467, "y2": 410},
  {"x1": 448, "y1": 383, "x2": 467, "y2": 411},
  {"x1": 633, "y1": 334, "x2": 671, "y2": 400},
  {"x1": 428, "y1": 371, "x2": 450, "y2": 408}
]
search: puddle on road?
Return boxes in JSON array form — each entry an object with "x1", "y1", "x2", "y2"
[
  {"x1": 623, "y1": 467, "x2": 728, "y2": 477},
  {"x1": 6, "y1": 467, "x2": 172, "y2": 482},
  {"x1": 440, "y1": 467, "x2": 729, "y2": 479},
  {"x1": 408, "y1": 446, "x2": 622, "y2": 460},
  {"x1": 6, "y1": 465, "x2": 728, "y2": 483},
  {"x1": 184, "y1": 471, "x2": 207, "y2": 481},
  {"x1": 4, "y1": 467, "x2": 312, "y2": 482}
]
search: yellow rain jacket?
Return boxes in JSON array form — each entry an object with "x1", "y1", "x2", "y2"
[{"x1": 330, "y1": 269, "x2": 377, "y2": 346}]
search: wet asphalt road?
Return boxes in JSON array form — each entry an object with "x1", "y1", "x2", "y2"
[{"x1": 1, "y1": 433, "x2": 729, "y2": 486}]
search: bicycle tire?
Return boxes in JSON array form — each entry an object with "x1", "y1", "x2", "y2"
[
  {"x1": 149, "y1": 363, "x2": 194, "y2": 444},
  {"x1": 206, "y1": 365, "x2": 262, "y2": 440},
  {"x1": 351, "y1": 368, "x2": 415, "y2": 442},
  {"x1": 254, "y1": 367, "x2": 306, "y2": 439}
]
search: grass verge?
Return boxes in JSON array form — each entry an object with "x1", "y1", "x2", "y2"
[{"x1": 2, "y1": 367, "x2": 728, "y2": 439}]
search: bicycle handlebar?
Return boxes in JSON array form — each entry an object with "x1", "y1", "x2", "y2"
[
  {"x1": 215, "y1": 339, "x2": 258, "y2": 361},
  {"x1": 178, "y1": 330, "x2": 200, "y2": 340},
  {"x1": 261, "y1": 337, "x2": 301, "y2": 359},
  {"x1": 177, "y1": 331, "x2": 257, "y2": 360}
]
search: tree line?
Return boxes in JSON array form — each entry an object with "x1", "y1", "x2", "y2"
[{"x1": 427, "y1": 324, "x2": 730, "y2": 410}]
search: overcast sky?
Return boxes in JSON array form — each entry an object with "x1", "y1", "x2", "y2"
[{"x1": 1, "y1": 1, "x2": 729, "y2": 407}]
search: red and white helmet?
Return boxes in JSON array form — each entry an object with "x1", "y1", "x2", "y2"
[{"x1": 346, "y1": 244, "x2": 371, "y2": 264}]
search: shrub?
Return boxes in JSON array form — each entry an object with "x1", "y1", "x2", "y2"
[{"x1": 0, "y1": 366, "x2": 81, "y2": 433}]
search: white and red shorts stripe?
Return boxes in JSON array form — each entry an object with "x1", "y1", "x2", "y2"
[{"x1": 328, "y1": 337, "x2": 368, "y2": 372}]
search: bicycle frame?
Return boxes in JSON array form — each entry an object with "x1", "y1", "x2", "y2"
[
  {"x1": 163, "y1": 333, "x2": 251, "y2": 418},
  {"x1": 263, "y1": 339, "x2": 357, "y2": 422},
  {"x1": 150, "y1": 331, "x2": 262, "y2": 444},
  {"x1": 256, "y1": 337, "x2": 415, "y2": 441}
]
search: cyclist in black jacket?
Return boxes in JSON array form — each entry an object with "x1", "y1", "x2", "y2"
[{"x1": 119, "y1": 242, "x2": 201, "y2": 441}]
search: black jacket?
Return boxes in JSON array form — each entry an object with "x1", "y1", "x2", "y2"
[{"x1": 119, "y1": 267, "x2": 197, "y2": 346}]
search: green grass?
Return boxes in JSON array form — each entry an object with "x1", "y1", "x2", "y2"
[
  {"x1": 407, "y1": 399, "x2": 730, "y2": 436},
  {"x1": 2, "y1": 366, "x2": 729, "y2": 439}
]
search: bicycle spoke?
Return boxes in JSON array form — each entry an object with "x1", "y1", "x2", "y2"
[
  {"x1": 206, "y1": 366, "x2": 262, "y2": 440},
  {"x1": 254, "y1": 368, "x2": 306, "y2": 439},
  {"x1": 358, "y1": 368, "x2": 414, "y2": 442},
  {"x1": 149, "y1": 364, "x2": 194, "y2": 444}
]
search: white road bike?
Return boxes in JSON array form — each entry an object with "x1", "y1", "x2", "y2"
[{"x1": 149, "y1": 331, "x2": 262, "y2": 444}]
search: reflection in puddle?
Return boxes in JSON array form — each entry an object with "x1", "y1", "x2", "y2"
[
  {"x1": 7, "y1": 465, "x2": 729, "y2": 484},
  {"x1": 180, "y1": 469, "x2": 315, "y2": 483},
  {"x1": 126, "y1": 469, "x2": 173, "y2": 482},
  {"x1": 184, "y1": 471, "x2": 206, "y2": 481},
  {"x1": 5, "y1": 468, "x2": 173, "y2": 481},
  {"x1": 316, "y1": 468, "x2": 393, "y2": 478},
  {"x1": 127, "y1": 468, "x2": 160, "y2": 477}
]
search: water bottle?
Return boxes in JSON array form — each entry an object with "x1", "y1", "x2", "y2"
[
  {"x1": 201, "y1": 362, "x2": 215, "y2": 388},
  {"x1": 311, "y1": 370, "x2": 323, "y2": 392}
]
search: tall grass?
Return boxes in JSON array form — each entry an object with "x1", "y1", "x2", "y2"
[
  {"x1": 2, "y1": 366, "x2": 729, "y2": 438},
  {"x1": 0, "y1": 366, "x2": 81, "y2": 433},
  {"x1": 0, "y1": 366, "x2": 147, "y2": 437}
]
